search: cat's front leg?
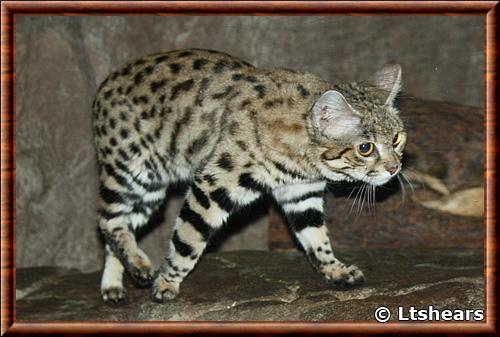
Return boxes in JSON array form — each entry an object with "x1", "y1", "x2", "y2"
[
  {"x1": 101, "y1": 244, "x2": 126, "y2": 303},
  {"x1": 273, "y1": 181, "x2": 364, "y2": 286},
  {"x1": 297, "y1": 225, "x2": 364, "y2": 286}
]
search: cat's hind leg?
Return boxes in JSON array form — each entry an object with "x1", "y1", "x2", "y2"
[
  {"x1": 273, "y1": 181, "x2": 364, "y2": 286},
  {"x1": 152, "y1": 170, "x2": 262, "y2": 302},
  {"x1": 151, "y1": 179, "x2": 227, "y2": 302},
  {"x1": 98, "y1": 164, "x2": 168, "y2": 299}
]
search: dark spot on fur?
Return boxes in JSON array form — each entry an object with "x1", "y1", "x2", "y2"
[
  {"x1": 193, "y1": 59, "x2": 209, "y2": 70},
  {"x1": 169, "y1": 63, "x2": 182, "y2": 74},
  {"x1": 229, "y1": 122, "x2": 240, "y2": 136},
  {"x1": 297, "y1": 84, "x2": 310, "y2": 97},
  {"x1": 213, "y1": 61, "x2": 227, "y2": 73},
  {"x1": 120, "y1": 128, "x2": 129, "y2": 139},
  {"x1": 235, "y1": 140, "x2": 248, "y2": 151},
  {"x1": 178, "y1": 51, "x2": 194, "y2": 58},
  {"x1": 133, "y1": 60, "x2": 146, "y2": 67},
  {"x1": 238, "y1": 173, "x2": 267, "y2": 192},
  {"x1": 186, "y1": 130, "x2": 209, "y2": 155},
  {"x1": 118, "y1": 149, "x2": 129, "y2": 161},
  {"x1": 203, "y1": 174, "x2": 216, "y2": 186},
  {"x1": 119, "y1": 111, "x2": 128, "y2": 121},
  {"x1": 150, "y1": 79, "x2": 167, "y2": 93},
  {"x1": 195, "y1": 78, "x2": 210, "y2": 106},
  {"x1": 264, "y1": 98, "x2": 284, "y2": 109},
  {"x1": 254, "y1": 84, "x2": 266, "y2": 98},
  {"x1": 134, "y1": 71, "x2": 144, "y2": 85},
  {"x1": 171, "y1": 79, "x2": 194, "y2": 100},
  {"x1": 103, "y1": 89, "x2": 113, "y2": 100},
  {"x1": 129, "y1": 142, "x2": 141, "y2": 155},
  {"x1": 169, "y1": 107, "x2": 193, "y2": 154},
  {"x1": 217, "y1": 153, "x2": 234, "y2": 171},
  {"x1": 240, "y1": 99, "x2": 252, "y2": 108},
  {"x1": 212, "y1": 86, "x2": 234, "y2": 99},
  {"x1": 232, "y1": 62, "x2": 243, "y2": 70},
  {"x1": 121, "y1": 65, "x2": 132, "y2": 76},
  {"x1": 154, "y1": 55, "x2": 169, "y2": 64},
  {"x1": 133, "y1": 95, "x2": 149, "y2": 105}
]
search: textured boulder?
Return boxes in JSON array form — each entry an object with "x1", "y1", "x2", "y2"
[{"x1": 16, "y1": 249, "x2": 483, "y2": 321}]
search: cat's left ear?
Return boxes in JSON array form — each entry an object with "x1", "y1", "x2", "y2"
[
  {"x1": 368, "y1": 62, "x2": 402, "y2": 106},
  {"x1": 311, "y1": 90, "x2": 361, "y2": 139}
]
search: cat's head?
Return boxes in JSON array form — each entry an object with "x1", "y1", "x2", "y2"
[{"x1": 310, "y1": 63, "x2": 406, "y2": 186}]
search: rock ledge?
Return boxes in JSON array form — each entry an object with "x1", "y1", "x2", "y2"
[{"x1": 16, "y1": 248, "x2": 483, "y2": 321}]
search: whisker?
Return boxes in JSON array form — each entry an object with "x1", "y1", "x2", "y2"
[
  {"x1": 359, "y1": 183, "x2": 368, "y2": 215},
  {"x1": 346, "y1": 182, "x2": 362, "y2": 199},
  {"x1": 397, "y1": 174, "x2": 406, "y2": 205},
  {"x1": 372, "y1": 185, "x2": 377, "y2": 214},
  {"x1": 401, "y1": 172, "x2": 415, "y2": 194},
  {"x1": 348, "y1": 183, "x2": 364, "y2": 217},
  {"x1": 358, "y1": 183, "x2": 370, "y2": 216},
  {"x1": 367, "y1": 184, "x2": 372, "y2": 213},
  {"x1": 367, "y1": 184, "x2": 373, "y2": 213}
]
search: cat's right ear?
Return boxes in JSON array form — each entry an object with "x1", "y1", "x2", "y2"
[
  {"x1": 367, "y1": 62, "x2": 402, "y2": 106},
  {"x1": 311, "y1": 90, "x2": 361, "y2": 139}
]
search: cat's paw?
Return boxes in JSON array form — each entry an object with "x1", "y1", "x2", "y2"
[
  {"x1": 101, "y1": 286, "x2": 126, "y2": 304},
  {"x1": 322, "y1": 263, "x2": 365, "y2": 286},
  {"x1": 126, "y1": 250, "x2": 154, "y2": 287},
  {"x1": 151, "y1": 275, "x2": 179, "y2": 303}
]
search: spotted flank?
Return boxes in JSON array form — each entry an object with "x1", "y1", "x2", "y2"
[{"x1": 93, "y1": 49, "x2": 405, "y2": 303}]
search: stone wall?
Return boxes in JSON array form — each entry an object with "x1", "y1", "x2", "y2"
[{"x1": 15, "y1": 16, "x2": 483, "y2": 272}]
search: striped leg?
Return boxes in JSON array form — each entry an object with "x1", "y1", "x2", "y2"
[
  {"x1": 152, "y1": 175, "x2": 261, "y2": 302},
  {"x1": 98, "y1": 166, "x2": 167, "y2": 299},
  {"x1": 273, "y1": 181, "x2": 364, "y2": 286}
]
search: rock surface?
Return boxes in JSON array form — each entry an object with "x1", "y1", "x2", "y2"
[{"x1": 16, "y1": 249, "x2": 484, "y2": 321}]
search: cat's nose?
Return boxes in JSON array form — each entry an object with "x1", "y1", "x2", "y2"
[{"x1": 386, "y1": 164, "x2": 399, "y2": 175}]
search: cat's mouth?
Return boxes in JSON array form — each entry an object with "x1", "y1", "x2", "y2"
[
  {"x1": 345, "y1": 170, "x2": 395, "y2": 186},
  {"x1": 367, "y1": 174, "x2": 394, "y2": 186}
]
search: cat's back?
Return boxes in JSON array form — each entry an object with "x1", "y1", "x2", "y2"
[
  {"x1": 91, "y1": 49, "x2": 259, "y2": 170},
  {"x1": 93, "y1": 48, "x2": 254, "y2": 108}
]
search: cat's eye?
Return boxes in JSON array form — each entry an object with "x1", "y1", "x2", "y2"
[
  {"x1": 393, "y1": 133, "x2": 402, "y2": 146},
  {"x1": 358, "y1": 143, "x2": 375, "y2": 157}
]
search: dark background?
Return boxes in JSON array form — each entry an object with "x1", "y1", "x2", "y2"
[{"x1": 16, "y1": 16, "x2": 484, "y2": 272}]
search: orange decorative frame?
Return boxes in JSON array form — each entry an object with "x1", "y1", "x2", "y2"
[{"x1": 1, "y1": 1, "x2": 497, "y2": 335}]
